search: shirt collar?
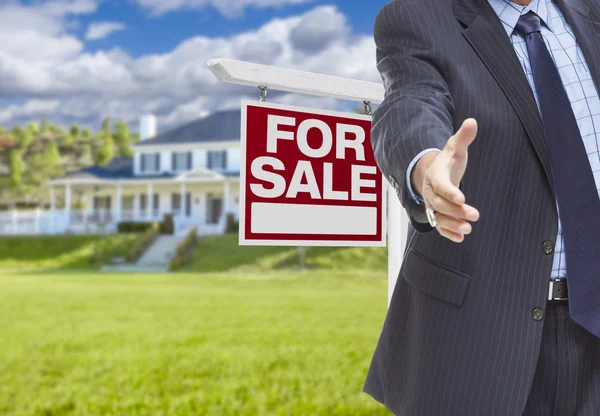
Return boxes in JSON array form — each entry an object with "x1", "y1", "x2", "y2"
[{"x1": 488, "y1": 0, "x2": 555, "y2": 36}]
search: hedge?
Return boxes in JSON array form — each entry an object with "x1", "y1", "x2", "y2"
[
  {"x1": 225, "y1": 213, "x2": 239, "y2": 234},
  {"x1": 126, "y1": 222, "x2": 160, "y2": 263},
  {"x1": 169, "y1": 227, "x2": 198, "y2": 271},
  {"x1": 117, "y1": 221, "x2": 156, "y2": 233}
]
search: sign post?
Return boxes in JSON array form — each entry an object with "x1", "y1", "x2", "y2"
[{"x1": 208, "y1": 58, "x2": 409, "y2": 305}]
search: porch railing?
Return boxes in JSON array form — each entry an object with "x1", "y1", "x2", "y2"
[{"x1": 0, "y1": 209, "x2": 236, "y2": 236}]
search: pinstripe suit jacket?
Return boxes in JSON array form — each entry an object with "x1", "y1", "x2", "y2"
[{"x1": 363, "y1": 0, "x2": 600, "y2": 415}]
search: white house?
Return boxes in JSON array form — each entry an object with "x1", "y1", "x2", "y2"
[{"x1": 0, "y1": 110, "x2": 242, "y2": 236}]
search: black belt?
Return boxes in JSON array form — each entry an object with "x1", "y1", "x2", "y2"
[{"x1": 548, "y1": 278, "x2": 568, "y2": 302}]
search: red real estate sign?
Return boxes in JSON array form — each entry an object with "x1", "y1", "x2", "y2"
[{"x1": 239, "y1": 100, "x2": 386, "y2": 247}]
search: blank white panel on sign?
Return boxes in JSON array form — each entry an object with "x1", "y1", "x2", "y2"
[{"x1": 251, "y1": 203, "x2": 377, "y2": 235}]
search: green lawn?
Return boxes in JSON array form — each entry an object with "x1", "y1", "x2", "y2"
[
  {"x1": 0, "y1": 235, "x2": 140, "y2": 271},
  {"x1": 0, "y1": 270, "x2": 392, "y2": 415},
  {"x1": 187, "y1": 234, "x2": 388, "y2": 272}
]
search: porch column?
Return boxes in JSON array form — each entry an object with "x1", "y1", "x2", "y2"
[
  {"x1": 223, "y1": 180, "x2": 230, "y2": 215},
  {"x1": 146, "y1": 183, "x2": 153, "y2": 220},
  {"x1": 180, "y1": 182, "x2": 187, "y2": 218},
  {"x1": 65, "y1": 183, "x2": 72, "y2": 222},
  {"x1": 115, "y1": 184, "x2": 122, "y2": 223}
]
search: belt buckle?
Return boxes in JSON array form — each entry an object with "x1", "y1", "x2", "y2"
[{"x1": 548, "y1": 278, "x2": 568, "y2": 301}]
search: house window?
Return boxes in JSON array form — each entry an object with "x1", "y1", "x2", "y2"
[
  {"x1": 172, "y1": 152, "x2": 192, "y2": 171},
  {"x1": 140, "y1": 153, "x2": 160, "y2": 173},
  {"x1": 171, "y1": 193, "x2": 191, "y2": 217},
  {"x1": 93, "y1": 196, "x2": 111, "y2": 210},
  {"x1": 207, "y1": 150, "x2": 227, "y2": 170},
  {"x1": 140, "y1": 193, "x2": 159, "y2": 216}
]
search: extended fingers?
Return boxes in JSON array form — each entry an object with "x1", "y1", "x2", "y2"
[
  {"x1": 433, "y1": 211, "x2": 472, "y2": 236},
  {"x1": 427, "y1": 192, "x2": 479, "y2": 222}
]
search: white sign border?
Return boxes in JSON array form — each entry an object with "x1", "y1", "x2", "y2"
[{"x1": 238, "y1": 99, "x2": 387, "y2": 247}]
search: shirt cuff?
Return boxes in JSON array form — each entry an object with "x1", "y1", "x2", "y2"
[{"x1": 406, "y1": 148, "x2": 442, "y2": 205}]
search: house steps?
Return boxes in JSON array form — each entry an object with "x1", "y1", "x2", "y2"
[{"x1": 101, "y1": 234, "x2": 186, "y2": 273}]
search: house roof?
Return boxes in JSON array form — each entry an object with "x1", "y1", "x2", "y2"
[
  {"x1": 56, "y1": 157, "x2": 172, "y2": 181},
  {"x1": 135, "y1": 110, "x2": 240, "y2": 147},
  {"x1": 52, "y1": 156, "x2": 239, "y2": 182}
]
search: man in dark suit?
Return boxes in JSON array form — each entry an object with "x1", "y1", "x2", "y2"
[{"x1": 363, "y1": 0, "x2": 600, "y2": 415}]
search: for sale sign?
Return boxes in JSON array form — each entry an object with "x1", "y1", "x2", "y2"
[{"x1": 239, "y1": 100, "x2": 386, "y2": 247}]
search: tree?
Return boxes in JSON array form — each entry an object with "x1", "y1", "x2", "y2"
[
  {"x1": 27, "y1": 153, "x2": 46, "y2": 187},
  {"x1": 114, "y1": 121, "x2": 133, "y2": 156},
  {"x1": 102, "y1": 117, "x2": 111, "y2": 134},
  {"x1": 95, "y1": 131, "x2": 115, "y2": 166},
  {"x1": 40, "y1": 119, "x2": 49, "y2": 133},
  {"x1": 12, "y1": 126, "x2": 33, "y2": 149},
  {"x1": 81, "y1": 129, "x2": 93, "y2": 141},
  {"x1": 8, "y1": 149, "x2": 25, "y2": 189},
  {"x1": 43, "y1": 141, "x2": 63, "y2": 177},
  {"x1": 79, "y1": 142, "x2": 93, "y2": 165},
  {"x1": 28, "y1": 122, "x2": 39, "y2": 137},
  {"x1": 62, "y1": 133, "x2": 75, "y2": 149},
  {"x1": 0, "y1": 133, "x2": 16, "y2": 153}
]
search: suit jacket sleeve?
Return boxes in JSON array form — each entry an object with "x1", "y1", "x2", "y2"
[{"x1": 372, "y1": 2, "x2": 455, "y2": 233}]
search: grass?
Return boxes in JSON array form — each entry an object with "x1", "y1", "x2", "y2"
[
  {"x1": 0, "y1": 270, "x2": 392, "y2": 416},
  {"x1": 0, "y1": 233, "x2": 388, "y2": 274},
  {"x1": 186, "y1": 234, "x2": 388, "y2": 273},
  {"x1": 0, "y1": 235, "x2": 141, "y2": 270}
]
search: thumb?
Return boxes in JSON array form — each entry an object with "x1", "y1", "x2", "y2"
[{"x1": 448, "y1": 118, "x2": 478, "y2": 157}]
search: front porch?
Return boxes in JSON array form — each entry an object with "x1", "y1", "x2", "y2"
[{"x1": 0, "y1": 176, "x2": 240, "y2": 236}]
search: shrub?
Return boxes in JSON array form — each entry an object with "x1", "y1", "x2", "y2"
[
  {"x1": 117, "y1": 221, "x2": 156, "y2": 233},
  {"x1": 161, "y1": 213, "x2": 174, "y2": 235},
  {"x1": 126, "y1": 222, "x2": 160, "y2": 263},
  {"x1": 225, "y1": 213, "x2": 239, "y2": 234},
  {"x1": 169, "y1": 227, "x2": 198, "y2": 271}
]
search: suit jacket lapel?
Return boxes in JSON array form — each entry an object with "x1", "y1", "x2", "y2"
[
  {"x1": 454, "y1": 0, "x2": 554, "y2": 198},
  {"x1": 555, "y1": 0, "x2": 600, "y2": 95}
]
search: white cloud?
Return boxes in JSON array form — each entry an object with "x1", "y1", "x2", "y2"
[
  {"x1": 0, "y1": 99, "x2": 61, "y2": 125},
  {"x1": 86, "y1": 21, "x2": 127, "y2": 40},
  {"x1": 0, "y1": 0, "x2": 98, "y2": 62},
  {"x1": 0, "y1": 5, "x2": 380, "y2": 132},
  {"x1": 133, "y1": 0, "x2": 314, "y2": 18}
]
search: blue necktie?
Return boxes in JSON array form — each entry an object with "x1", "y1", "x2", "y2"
[{"x1": 515, "y1": 12, "x2": 600, "y2": 338}]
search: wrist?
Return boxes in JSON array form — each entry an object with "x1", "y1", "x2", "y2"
[{"x1": 412, "y1": 152, "x2": 439, "y2": 199}]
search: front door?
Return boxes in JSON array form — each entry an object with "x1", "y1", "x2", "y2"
[{"x1": 206, "y1": 194, "x2": 223, "y2": 224}]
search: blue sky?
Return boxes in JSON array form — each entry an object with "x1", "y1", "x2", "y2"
[
  {"x1": 0, "y1": 0, "x2": 388, "y2": 131},
  {"x1": 79, "y1": 1, "x2": 388, "y2": 57}
]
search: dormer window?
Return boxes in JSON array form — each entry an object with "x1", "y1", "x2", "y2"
[
  {"x1": 172, "y1": 151, "x2": 192, "y2": 172},
  {"x1": 207, "y1": 150, "x2": 227, "y2": 170},
  {"x1": 140, "y1": 153, "x2": 160, "y2": 173}
]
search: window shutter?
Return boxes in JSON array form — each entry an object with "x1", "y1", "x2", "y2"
[
  {"x1": 222, "y1": 150, "x2": 228, "y2": 170},
  {"x1": 156, "y1": 153, "x2": 161, "y2": 172},
  {"x1": 153, "y1": 194, "x2": 159, "y2": 210},
  {"x1": 141, "y1": 154, "x2": 146, "y2": 172},
  {"x1": 187, "y1": 152, "x2": 192, "y2": 170}
]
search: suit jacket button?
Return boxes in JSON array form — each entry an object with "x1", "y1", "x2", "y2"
[
  {"x1": 533, "y1": 308, "x2": 544, "y2": 321},
  {"x1": 542, "y1": 241, "x2": 554, "y2": 255}
]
